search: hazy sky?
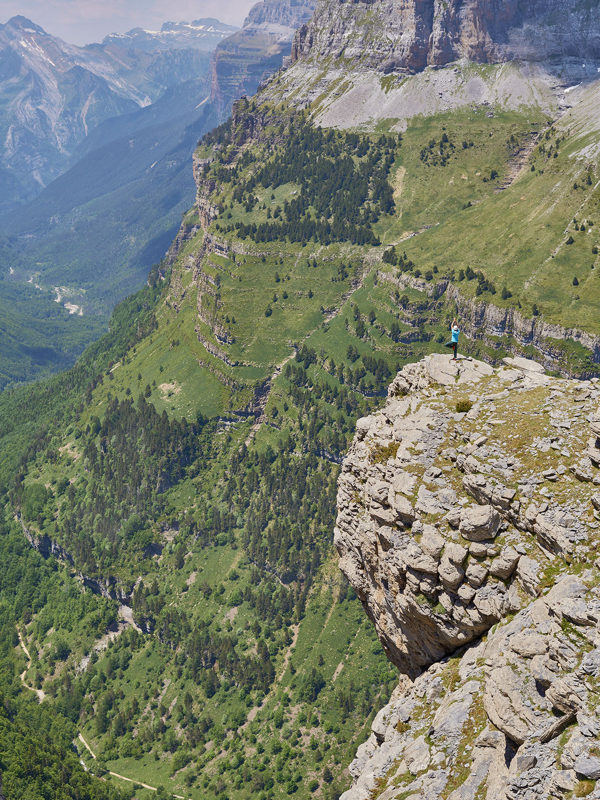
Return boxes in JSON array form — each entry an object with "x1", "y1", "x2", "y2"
[{"x1": 1, "y1": 0, "x2": 257, "y2": 44}]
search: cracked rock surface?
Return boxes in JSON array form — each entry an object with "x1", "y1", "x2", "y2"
[{"x1": 335, "y1": 354, "x2": 600, "y2": 800}]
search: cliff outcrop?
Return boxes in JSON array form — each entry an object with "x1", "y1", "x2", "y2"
[
  {"x1": 336, "y1": 354, "x2": 600, "y2": 799},
  {"x1": 210, "y1": 0, "x2": 316, "y2": 114},
  {"x1": 379, "y1": 272, "x2": 600, "y2": 377},
  {"x1": 291, "y1": 0, "x2": 600, "y2": 73}
]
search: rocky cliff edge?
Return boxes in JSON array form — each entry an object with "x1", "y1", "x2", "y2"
[{"x1": 335, "y1": 354, "x2": 600, "y2": 799}]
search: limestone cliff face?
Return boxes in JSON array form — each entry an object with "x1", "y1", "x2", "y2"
[
  {"x1": 336, "y1": 354, "x2": 600, "y2": 799},
  {"x1": 291, "y1": 0, "x2": 600, "y2": 73},
  {"x1": 379, "y1": 272, "x2": 600, "y2": 376},
  {"x1": 210, "y1": 0, "x2": 316, "y2": 113}
]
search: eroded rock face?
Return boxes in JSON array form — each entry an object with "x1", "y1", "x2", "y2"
[
  {"x1": 341, "y1": 576, "x2": 600, "y2": 800},
  {"x1": 336, "y1": 354, "x2": 600, "y2": 799},
  {"x1": 291, "y1": 0, "x2": 600, "y2": 72}
]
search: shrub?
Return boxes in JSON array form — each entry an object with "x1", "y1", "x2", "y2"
[
  {"x1": 455, "y1": 399, "x2": 473, "y2": 413},
  {"x1": 299, "y1": 668, "x2": 325, "y2": 702},
  {"x1": 53, "y1": 639, "x2": 71, "y2": 661},
  {"x1": 370, "y1": 442, "x2": 400, "y2": 463},
  {"x1": 22, "y1": 483, "x2": 50, "y2": 521}
]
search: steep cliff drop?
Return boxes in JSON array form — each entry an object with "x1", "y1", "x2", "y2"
[
  {"x1": 335, "y1": 354, "x2": 600, "y2": 799},
  {"x1": 265, "y1": 0, "x2": 600, "y2": 130},
  {"x1": 291, "y1": 0, "x2": 600, "y2": 71}
]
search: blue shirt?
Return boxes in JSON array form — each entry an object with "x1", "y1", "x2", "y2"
[{"x1": 451, "y1": 326, "x2": 460, "y2": 343}]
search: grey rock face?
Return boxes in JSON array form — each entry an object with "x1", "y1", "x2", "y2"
[
  {"x1": 211, "y1": 0, "x2": 316, "y2": 114},
  {"x1": 340, "y1": 574, "x2": 600, "y2": 800},
  {"x1": 291, "y1": 0, "x2": 600, "y2": 72},
  {"x1": 574, "y1": 755, "x2": 600, "y2": 780},
  {"x1": 459, "y1": 504, "x2": 501, "y2": 541},
  {"x1": 336, "y1": 354, "x2": 600, "y2": 800}
]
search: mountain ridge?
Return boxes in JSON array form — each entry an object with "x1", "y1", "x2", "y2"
[
  {"x1": 261, "y1": 0, "x2": 600, "y2": 133},
  {"x1": 0, "y1": 14, "x2": 233, "y2": 211}
]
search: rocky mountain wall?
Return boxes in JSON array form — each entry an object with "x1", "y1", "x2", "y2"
[
  {"x1": 210, "y1": 0, "x2": 316, "y2": 114},
  {"x1": 291, "y1": 0, "x2": 600, "y2": 74},
  {"x1": 336, "y1": 354, "x2": 600, "y2": 799}
]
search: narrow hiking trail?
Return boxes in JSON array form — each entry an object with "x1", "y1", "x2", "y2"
[
  {"x1": 17, "y1": 625, "x2": 188, "y2": 798},
  {"x1": 78, "y1": 732, "x2": 189, "y2": 799},
  {"x1": 332, "y1": 628, "x2": 361, "y2": 684},
  {"x1": 16, "y1": 627, "x2": 46, "y2": 701}
]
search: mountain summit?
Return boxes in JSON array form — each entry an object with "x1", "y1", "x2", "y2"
[{"x1": 4, "y1": 15, "x2": 47, "y2": 34}]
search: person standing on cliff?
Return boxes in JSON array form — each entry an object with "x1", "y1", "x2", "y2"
[{"x1": 445, "y1": 318, "x2": 460, "y2": 361}]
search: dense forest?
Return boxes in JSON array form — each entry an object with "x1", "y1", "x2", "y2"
[
  {"x1": 0, "y1": 266, "x2": 402, "y2": 798},
  {"x1": 204, "y1": 114, "x2": 400, "y2": 246},
  {"x1": 0, "y1": 518, "x2": 127, "y2": 800}
]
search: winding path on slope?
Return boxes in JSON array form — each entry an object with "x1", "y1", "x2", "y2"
[
  {"x1": 78, "y1": 733, "x2": 189, "y2": 799},
  {"x1": 16, "y1": 626, "x2": 189, "y2": 799},
  {"x1": 16, "y1": 627, "x2": 46, "y2": 701}
]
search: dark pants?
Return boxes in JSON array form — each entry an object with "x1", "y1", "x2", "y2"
[{"x1": 445, "y1": 341, "x2": 457, "y2": 358}]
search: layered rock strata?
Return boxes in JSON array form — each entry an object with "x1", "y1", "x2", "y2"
[
  {"x1": 335, "y1": 354, "x2": 600, "y2": 799},
  {"x1": 210, "y1": 0, "x2": 316, "y2": 114},
  {"x1": 291, "y1": 0, "x2": 600, "y2": 73},
  {"x1": 263, "y1": 0, "x2": 600, "y2": 132}
]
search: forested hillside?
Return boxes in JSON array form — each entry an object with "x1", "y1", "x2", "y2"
[{"x1": 1, "y1": 0, "x2": 600, "y2": 796}]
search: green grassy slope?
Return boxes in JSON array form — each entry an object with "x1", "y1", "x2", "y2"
[
  {"x1": 378, "y1": 89, "x2": 600, "y2": 332},
  {"x1": 2, "y1": 70, "x2": 600, "y2": 800}
]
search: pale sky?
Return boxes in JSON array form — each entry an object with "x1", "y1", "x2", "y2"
[{"x1": 1, "y1": 0, "x2": 257, "y2": 44}]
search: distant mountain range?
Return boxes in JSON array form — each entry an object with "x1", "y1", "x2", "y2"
[
  {"x1": 0, "y1": 15, "x2": 237, "y2": 213},
  {"x1": 0, "y1": 2, "x2": 316, "y2": 389}
]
